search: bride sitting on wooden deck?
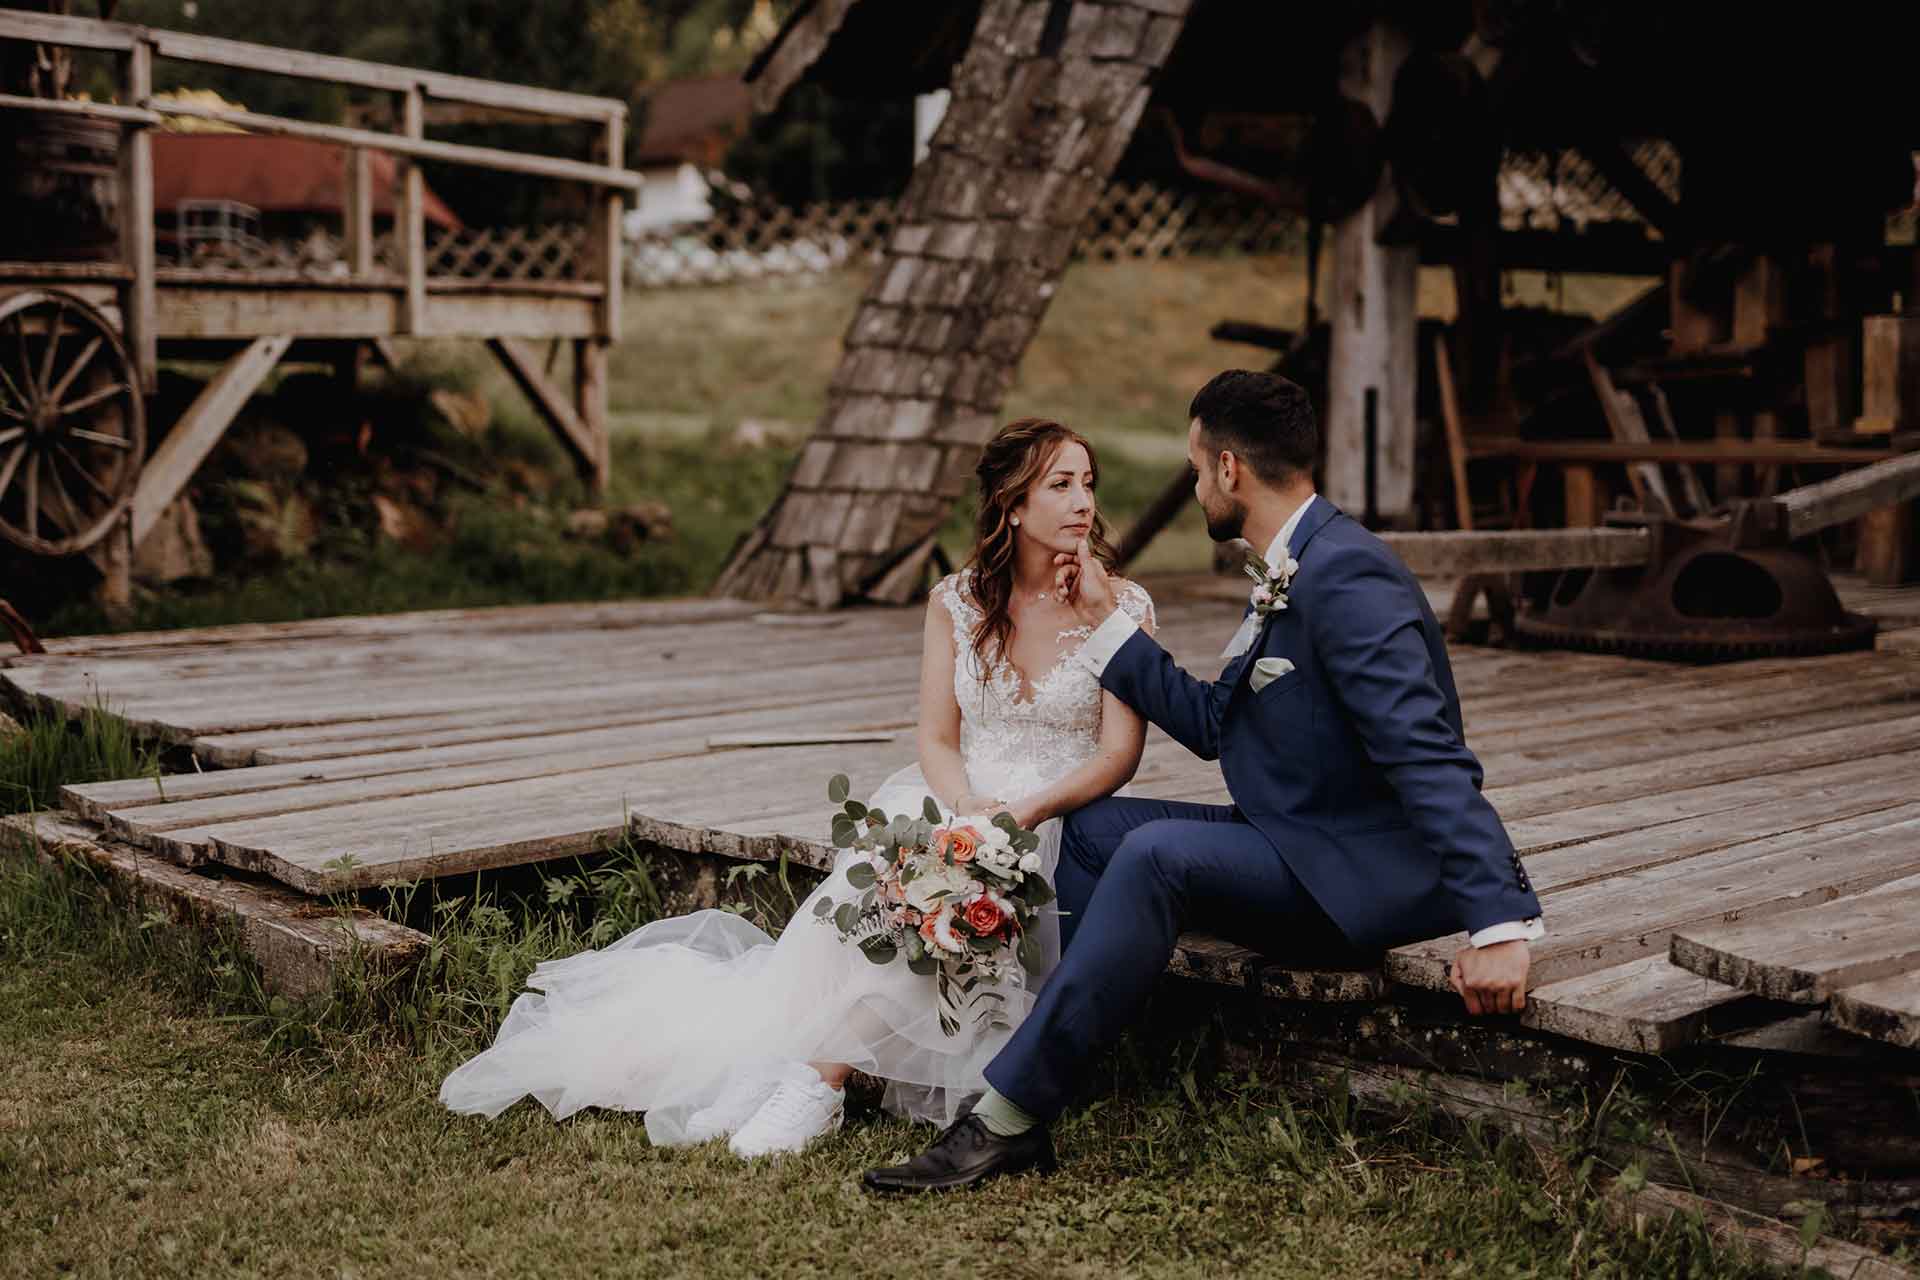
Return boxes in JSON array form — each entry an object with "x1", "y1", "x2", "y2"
[{"x1": 440, "y1": 419, "x2": 1156, "y2": 1157}]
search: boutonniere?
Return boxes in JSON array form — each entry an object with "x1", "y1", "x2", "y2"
[{"x1": 1243, "y1": 550, "x2": 1298, "y2": 620}]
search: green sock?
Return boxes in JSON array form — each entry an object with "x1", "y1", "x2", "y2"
[{"x1": 972, "y1": 1086, "x2": 1040, "y2": 1137}]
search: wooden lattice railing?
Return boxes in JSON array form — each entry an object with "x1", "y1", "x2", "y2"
[{"x1": 626, "y1": 182, "x2": 1309, "y2": 289}]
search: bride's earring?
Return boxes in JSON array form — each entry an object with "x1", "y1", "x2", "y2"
[{"x1": 1010, "y1": 516, "x2": 1020, "y2": 527}]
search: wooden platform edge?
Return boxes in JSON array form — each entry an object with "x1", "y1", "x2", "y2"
[{"x1": 0, "y1": 811, "x2": 428, "y2": 999}]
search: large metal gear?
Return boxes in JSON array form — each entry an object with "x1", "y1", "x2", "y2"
[{"x1": 1516, "y1": 506, "x2": 1878, "y2": 662}]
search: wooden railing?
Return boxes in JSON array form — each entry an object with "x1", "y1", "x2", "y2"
[{"x1": 0, "y1": 9, "x2": 637, "y2": 378}]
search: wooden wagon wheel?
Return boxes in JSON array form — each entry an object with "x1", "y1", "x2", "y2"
[{"x1": 0, "y1": 288, "x2": 146, "y2": 557}]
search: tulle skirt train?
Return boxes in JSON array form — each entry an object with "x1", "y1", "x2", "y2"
[{"x1": 438, "y1": 765, "x2": 1063, "y2": 1144}]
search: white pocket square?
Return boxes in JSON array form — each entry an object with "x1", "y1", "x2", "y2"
[{"x1": 1249, "y1": 657, "x2": 1295, "y2": 693}]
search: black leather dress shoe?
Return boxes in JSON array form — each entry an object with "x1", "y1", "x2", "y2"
[{"x1": 861, "y1": 1115, "x2": 1057, "y2": 1193}]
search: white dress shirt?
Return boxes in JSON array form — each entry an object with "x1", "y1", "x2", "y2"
[{"x1": 1074, "y1": 493, "x2": 1543, "y2": 950}]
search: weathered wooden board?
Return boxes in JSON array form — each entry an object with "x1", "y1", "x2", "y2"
[
  {"x1": 1521, "y1": 956, "x2": 1763, "y2": 1054},
  {"x1": 1668, "y1": 873, "x2": 1920, "y2": 1003},
  {"x1": 1829, "y1": 972, "x2": 1920, "y2": 1049},
  {"x1": 1389, "y1": 805, "x2": 1920, "y2": 991},
  {"x1": 71, "y1": 690, "x2": 919, "y2": 826}
]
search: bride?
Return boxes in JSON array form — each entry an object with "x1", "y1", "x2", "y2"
[{"x1": 440, "y1": 419, "x2": 1156, "y2": 1157}]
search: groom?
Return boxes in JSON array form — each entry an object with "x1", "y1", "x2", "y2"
[{"x1": 863, "y1": 370, "x2": 1544, "y2": 1193}]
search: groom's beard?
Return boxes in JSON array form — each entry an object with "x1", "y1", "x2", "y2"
[{"x1": 1203, "y1": 496, "x2": 1247, "y2": 544}]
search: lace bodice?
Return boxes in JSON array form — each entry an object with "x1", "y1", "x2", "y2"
[{"x1": 932, "y1": 571, "x2": 1156, "y2": 803}]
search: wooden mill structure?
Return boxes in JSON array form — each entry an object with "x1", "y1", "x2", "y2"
[
  {"x1": 0, "y1": 10, "x2": 635, "y2": 605},
  {"x1": 716, "y1": 0, "x2": 1920, "y2": 609}
]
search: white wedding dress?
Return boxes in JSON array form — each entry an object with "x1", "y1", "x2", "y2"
[{"x1": 440, "y1": 572, "x2": 1156, "y2": 1142}]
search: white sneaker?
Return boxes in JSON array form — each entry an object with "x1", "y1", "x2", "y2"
[
  {"x1": 727, "y1": 1065, "x2": 845, "y2": 1159},
  {"x1": 684, "y1": 1067, "x2": 783, "y2": 1144}
]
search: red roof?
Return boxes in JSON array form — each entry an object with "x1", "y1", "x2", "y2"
[
  {"x1": 152, "y1": 133, "x2": 462, "y2": 229},
  {"x1": 635, "y1": 75, "x2": 751, "y2": 168}
]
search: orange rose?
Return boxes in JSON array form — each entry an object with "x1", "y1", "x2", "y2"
[
  {"x1": 963, "y1": 896, "x2": 1004, "y2": 936},
  {"x1": 918, "y1": 912, "x2": 939, "y2": 944},
  {"x1": 937, "y1": 825, "x2": 982, "y2": 863}
]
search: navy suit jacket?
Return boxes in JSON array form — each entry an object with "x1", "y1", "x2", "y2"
[{"x1": 1100, "y1": 499, "x2": 1542, "y2": 951}]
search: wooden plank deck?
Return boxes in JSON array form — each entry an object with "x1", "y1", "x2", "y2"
[{"x1": 7, "y1": 572, "x2": 1920, "y2": 1058}]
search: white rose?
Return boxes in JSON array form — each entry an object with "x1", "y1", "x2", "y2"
[
  {"x1": 1018, "y1": 851, "x2": 1042, "y2": 873},
  {"x1": 903, "y1": 861, "x2": 976, "y2": 913}
]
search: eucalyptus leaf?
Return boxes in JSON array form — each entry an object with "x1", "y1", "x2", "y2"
[
  {"x1": 991, "y1": 812, "x2": 1018, "y2": 834},
  {"x1": 828, "y1": 774, "x2": 850, "y2": 804},
  {"x1": 812, "y1": 897, "x2": 833, "y2": 918},
  {"x1": 1018, "y1": 930, "x2": 1044, "y2": 975},
  {"x1": 922, "y1": 796, "x2": 944, "y2": 824},
  {"x1": 860, "y1": 887, "x2": 877, "y2": 909},
  {"x1": 1025, "y1": 878, "x2": 1055, "y2": 908},
  {"x1": 867, "y1": 808, "x2": 888, "y2": 827},
  {"x1": 845, "y1": 862, "x2": 877, "y2": 890},
  {"x1": 843, "y1": 799, "x2": 868, "y2": 821},
  {"x1": 859, "y1": 937, "x2": 898, "y2": 965},
  {"x1": 830, "y1": 817, "x2": 856, "y2": 848},
  {"x1": 907, "y1": 952, "x2": 939, "y2": 976},
  {"x1": 833, "y1": 902, "x2": 857, "y2": 933}
]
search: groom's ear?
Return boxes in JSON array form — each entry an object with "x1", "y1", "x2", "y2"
[{"x1": 1216, "y1": 448, "x2": 1241, "y2": 492}]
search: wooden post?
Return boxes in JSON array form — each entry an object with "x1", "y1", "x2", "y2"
[
  {"x1": 593, "y1": 111, "x2": 625, "y2": 341},
  {"x1": 96, "y1": 513, "x2": 132, "y2": 625},
  {"x1": 398, "y1": 86, "x2": 427, "y2": 335},
  {"x1": 118, "y1": 36, "x2": 156, "y2": 393},
  {"x1": 1804, "y1": 244, "x2": 1855, "y2": 444},
  {"x1": 573, "y1": 337, "x2": 609, "y2": 497},
  {"x1": 1326, "y1": 20, "x2": 1417, "y2": 527},
  {"x1": 1563, "y1": 466, "x2": 1605, "y2": 528},
  {"x1": 1858, "y1": 504, "x2": 1916, "y2": 586},
  {"x1": 1733, "y1": 256, "x2": 1787, "y2": 494},
  {"x1": 1670, "y1": 259, "x2": 1738, "y2": 501},
  {"x1": 343, "y1": 145, "x2": 375, "y2": 277}
]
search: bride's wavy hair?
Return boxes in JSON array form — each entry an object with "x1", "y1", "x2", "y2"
[{"x1": 964, "y1": 418, "x2": 1118, "y2": 679}]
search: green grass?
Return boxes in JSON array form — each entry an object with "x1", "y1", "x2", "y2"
[
  {"x1": 0, "y1": 705, "x2": 160, "y2": 817},
  {"x1": 0, "y1": 829, "x2": 1778, "y2": 1280}
]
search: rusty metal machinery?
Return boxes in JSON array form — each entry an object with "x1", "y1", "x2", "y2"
[{"x1": 1516, "y1": 504, "x2": 1879, "y2": 661}]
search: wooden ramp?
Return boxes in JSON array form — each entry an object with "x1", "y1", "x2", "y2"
[{"x1": 8, "y1": 573, "x2": 1920, "y2": 1059}]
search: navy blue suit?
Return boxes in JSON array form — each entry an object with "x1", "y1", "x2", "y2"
[{"x1": 984, "y1": 499, "x2": 1541, "y2": 1119}]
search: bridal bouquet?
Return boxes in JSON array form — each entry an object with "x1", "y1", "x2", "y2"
[{"x1": 813, "y1": 773, "x2": 1053, "y2": 1037}]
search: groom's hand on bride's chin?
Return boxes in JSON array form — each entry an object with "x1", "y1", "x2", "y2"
[
  {"x1": 1449, "y1": 940, "x2": 1531, "y2": 1016},
  {"x1": 1065, "y1": 537, "x2": 1115, "y2": 626}
]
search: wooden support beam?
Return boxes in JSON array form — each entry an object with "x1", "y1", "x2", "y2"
[
  {"x1": 1479, "y1": 439, "x2": 1901, "y2": 467},
  {"x1": 1857, "y1": 502, "x2": 1917, "y2": 586},
  {"x1": 342, "y1": 146, "x2": 375, "y2": 278},
  {"x1": 592, "y1": 114, "x2": 625, "y2": 340},
  {"x1": 0, "y1": 10, "x2": 626, "y2": 124},
  {"x1": 1576, "y1": 141, "x2": 1682, "y2": 241},
  {"x1": 1115, "y1": 462, "x2": 1197, "y2": 569},
  {"x1": 128, "y1": 336, "x2": 292, "y2": 547},
  {"x1": 573, "y1": 337, "x2": 610, "y2": 496},
  {"x1": 397, "y1": 87, "x2": 426, "y2": 336},
  {"x1": 1378, "y1": 528, "x2": 1649, "y2": 577},
  {"x1": 1562, "y1": 464, "x2": 1605, "y2": 527},
  {"x1": 0, "y1": 92, "x2": 156, "y2": 125},
  {"x1": 143, "y1": 99, "x2": 637, "y2": 191},
  {"x1": 487, "y1": 337, "x2": 599, "y2": 484},
  {"x1": 1326, "y1": 20, "x2": 1417, "y2": 526},
  {"x1": 118, "y1": 37, "x2": 156, "y2": 393},
  {"x1": 1777, "y1": 449, "x2": 1920, "y2": 540}
]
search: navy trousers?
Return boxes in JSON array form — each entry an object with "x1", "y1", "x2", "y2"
[{"x1": 983, "y1": 796, "x2": 1349, "y2": 1121}]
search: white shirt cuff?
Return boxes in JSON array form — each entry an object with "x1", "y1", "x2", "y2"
[
  {"x1": 1468, "y1": 918, "x2": 1545, "y2": 948},
  {"x1": 1075, "y1": 609, "x2": 1140, "y2": 677}
]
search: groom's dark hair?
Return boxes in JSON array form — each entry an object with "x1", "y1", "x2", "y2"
[{"x1": 1189, "y1": 370, "x2": 1317, "y2": 485}]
